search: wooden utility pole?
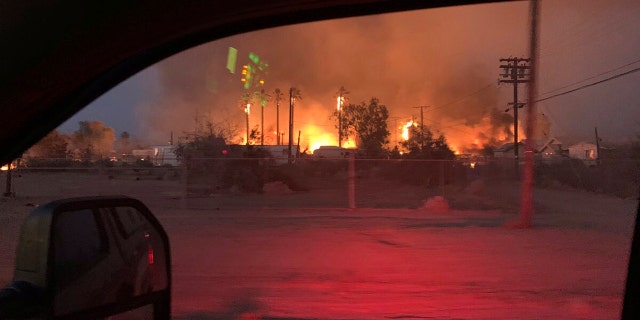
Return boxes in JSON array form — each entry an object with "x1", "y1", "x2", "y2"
[
  {"x1": 244, "y1": 97, "x2": 251, "y2": 145},
  {"x1": 3, "y1": 164, "x2": 13, "y2": 197},
  {"x1": 245, "y1": 103, "x2": 250, "y2": 145},
  {"x1": 297, "y1": 130, "x2": 302, "y2": 157},
  {"x1": 257, "y1": 89, "x2": 269, "y2": 145},
  {"x1": 288, "y1": 87, "x2": 301, "y2": 164},
  {"x1": 336, "y1": 86, "x2": 349, "y2": 148},
  {"x1": 595, "y1": 127, "x2": 601, "y2": 165},
  {"x1": 500, "y1": 57, "x2": 531, "y2": 178},
  {"x1": 274, "y1": 88, "x2": 282, "y2": 145},
  {"x1": 412, "y1": 106, "x2": 428, "y2": 151}
]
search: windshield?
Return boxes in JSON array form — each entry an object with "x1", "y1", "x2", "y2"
[{"x1": 2, "y1": 1, "x2": 639, "y2": 319}]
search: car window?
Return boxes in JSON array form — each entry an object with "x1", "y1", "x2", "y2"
[{"x1": 2, "y1": 1, "x2": 640, "y2": 319}]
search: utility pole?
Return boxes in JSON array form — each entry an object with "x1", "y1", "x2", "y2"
[
  {"x1": 255, "y1": 89, "x2": 269, "y2": 145},
  {"x1": 245, "y1": 102, "x2": 250, "y2": 145},
  {"x1": 499, "y1": 57, "x2": 531, "y2": 178},
  {"x1": 336, "y1": 86, "x2": 349, "y2": 148},
  {"x1": 242, "y1": 93, "x2": 251, "y2": 145},
  {"x1": 389, "y1": 117, "x2": 401, "y2": 146},
  {"x1": 412, "y1": 106, "x2": 428, "y2": 151},
  {"x1": 297, "y1": 130, "x2": 302, "y2": 157},
  {"x1": 274, "y1": 88, "x2": 282, "y2": 145},
  {"x1": 3, "y1": 163, "x2": 13, "y2": 197},
  {"x1": 288, "y1": 87, "x2": 301, "y2": 164},
  {"x1": 594, "y1": 127, "x2": 601, "y2": 165}
]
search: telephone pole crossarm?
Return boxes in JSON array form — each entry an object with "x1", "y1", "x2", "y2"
[{"x1": 499, "y1": 57, "x2": 532, "y2": 179}]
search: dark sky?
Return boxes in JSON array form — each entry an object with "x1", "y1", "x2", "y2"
[{"x1": 59, "y1": 0, "x2": 640, "y2": 151}]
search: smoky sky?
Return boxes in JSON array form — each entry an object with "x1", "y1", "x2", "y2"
[{"x1": 63, "y1": 0, "x2": 640, "y2": 148}]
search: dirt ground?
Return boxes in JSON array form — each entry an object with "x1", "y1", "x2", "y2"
[{"x1": 0, "y1": 170, "x2": 637, "y2": 319}]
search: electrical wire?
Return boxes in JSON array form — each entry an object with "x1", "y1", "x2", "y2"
[
  {"x1": 540, "y1": 57, "x2": 640, "y2": 97},
  {"x1": 535, "y1": 65, "x2": 640, "y2": 103}
]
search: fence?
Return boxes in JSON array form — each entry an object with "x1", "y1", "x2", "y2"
[{"x1": 3, "y1": 156, "x2": 639, "y2": 208}]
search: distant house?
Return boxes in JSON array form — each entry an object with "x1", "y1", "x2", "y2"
[
  {"x1": 151, "y1": 145, "x2": 179, "y2": 166},
  {"x1": 535, "y1": 137, "x2": 565, "y2": 161},
  {"x1": 567, "y1": 141, "x2": 598, "y2": 165}
]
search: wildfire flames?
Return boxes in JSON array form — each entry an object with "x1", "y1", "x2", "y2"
[
  {"x1": 401, "y1": 120, "x2": 415, "y2": 141},
  {"x1": 441, "y1": 115, "x2": 524, "y2": 154},
  {"x1": 396, "y1": 112, "x2": 523, "y2": 155},
  {"x1": 244, "y1": 111, "x2": 521, "y2": 155},
  {"x1": 300, "y1": 124, "x2": 356, "y2": 152},
  {"x1": 1, "y1": 163, "x2": 17, "y2": 171}
]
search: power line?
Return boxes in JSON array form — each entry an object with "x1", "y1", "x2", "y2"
[
  {"x1": 540, "y1": 57, "x2": 640, "y2": 97},
  {"x1": 536, "y1": 65, "x2": 640, "y2": 103}
]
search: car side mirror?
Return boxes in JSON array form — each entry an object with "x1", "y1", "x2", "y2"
[{"x1": 0, "y1": 196, "x2": 171, "y2": 319}]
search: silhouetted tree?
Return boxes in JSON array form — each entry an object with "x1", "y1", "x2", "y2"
[
  {"x1": 333, "y1": 97, "x2": 390, "y2": 158},
  {"x1": 27, "y1": 130, "x2": 69, "y2": 159},
  {"x1": 400, "y1": 124, "x2": 454, "y2": 159},
  {"x1": 117, "y1": 131, "x2": 132, "y2": 155},
  {"x1": 249, "y1": 125, "x2": 261, "y2": 145},
  {"x1": 70, "y1": 121, "x2": 116, "y2": 160}
]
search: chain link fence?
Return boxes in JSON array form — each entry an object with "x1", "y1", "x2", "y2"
[{"x1": 3, "y1": 155, "x2": 639, "y2": 207}]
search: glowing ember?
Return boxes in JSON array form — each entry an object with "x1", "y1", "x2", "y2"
[{"x1": 470, "y1": 162, "x2": 476, "y2": 169}]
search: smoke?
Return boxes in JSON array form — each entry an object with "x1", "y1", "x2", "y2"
[
  {"x1": 136, "y1": 1, "x2": 531, "y2": 151},
  {"x1": 70, "y1": 121, "x2": 116, "y2": 157}
]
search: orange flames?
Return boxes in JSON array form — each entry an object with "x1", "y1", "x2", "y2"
[
  {"x1": 397, "y1": 114, "x2": 522, "y2": 155},
  {"x1": 1, "y1": 162, "x2": 17, "y2": 171},
  {"x1": 401, "y1": 120, "x2": 415, "y2": 141},
  {"x1": 438, "y1": 115, "x2": 523, "y2": 154},
  {"x1": 233, "y1": 98, "x2": 522, "y2": 156},
  {"x1": 296, "y1": 114, "x2": 520, "y2": 155},
  {"x1": 300, "y1": 124, "x2": 356, "y2": 152}
]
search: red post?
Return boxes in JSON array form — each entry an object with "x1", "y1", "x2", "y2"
[{"x1": 520, "y1": 0, "x2": 540, "y2": 228}]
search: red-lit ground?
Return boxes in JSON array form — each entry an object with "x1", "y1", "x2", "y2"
[{"x1": 0, "y1": 171, "x2": 636, "y2": 319}]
